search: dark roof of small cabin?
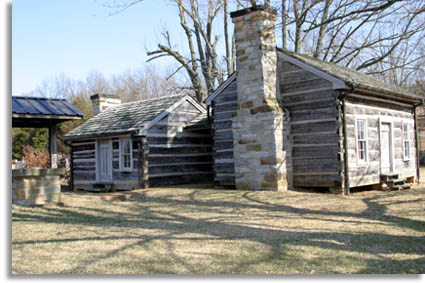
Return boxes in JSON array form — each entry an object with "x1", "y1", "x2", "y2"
[
  {"x1": 278, "y1": 48, "x2": 422, "y2": 101},
  {"x1": 12, "y1": 96, "x2": 83, "y2": 117},
  {"x1": 64, "y1": 94, "x2": 193, "y2": 140}
]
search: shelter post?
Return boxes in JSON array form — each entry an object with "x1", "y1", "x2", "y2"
[{"x1": 49, "y1": 123, "x2": 57, "y2": 168}]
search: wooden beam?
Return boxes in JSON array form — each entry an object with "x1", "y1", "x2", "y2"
[
  {"x1": 70, "y1": 146, "x2": 74, "y2": 190},
  {"x1": 12, "y1": 113, "x2": 81, "y2": 120},
  {"x1": 141, "y1": 136, "x2": 149, "y2": 188},
  {"x1": 49, "y1": 124, "x2": 57, "y2": 169}
]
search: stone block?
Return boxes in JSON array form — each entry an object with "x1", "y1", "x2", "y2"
[
  {"x1": 240, "y1": 100, "x2": 254, "y2": 109},
  {"x1": 246, "y1": 144, "x2": 262, "y2": 152}
]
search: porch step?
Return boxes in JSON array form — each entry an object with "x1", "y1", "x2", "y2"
[
  {"x1": 392, "y1": 178, "x2": 406, "y2": 185},
  {"x1": 380, "y1": 174, "x2": 399, "y2": 183},
  {"x1": 393, "y1": 183, "x2": 412, "y2": 191},
  {"x1": 380, "y1": 174, "x2": 412, "y2": 191},
  {"x1": 83, "y1": 187, "x2": 104, "y2": 193},
  {"x1": 85, "y1": 183, "x2": 114, "y2": 193}
]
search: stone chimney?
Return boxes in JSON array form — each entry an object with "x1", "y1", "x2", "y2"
[
  {"x1": 230, "y1": 5, "x2": 288, "y2": 191},
  {"x1": 90, "y1": 94, "x2": 121, "y2": 115}
]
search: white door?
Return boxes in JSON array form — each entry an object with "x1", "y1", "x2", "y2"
[
  {"x1": 380, "y1": 123, "x2": 392, "y2": 174},
  {"x1": 97, "y1": 140, "x2": 112, "y2": 182}
]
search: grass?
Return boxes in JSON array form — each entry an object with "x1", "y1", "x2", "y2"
[{"x1": 11, "y1": 185, "x2": 425, "y2": 274}]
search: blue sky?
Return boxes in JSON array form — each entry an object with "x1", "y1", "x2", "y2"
[{"x1": 12, "y1": 0, "x2": 185, "y2": 95}]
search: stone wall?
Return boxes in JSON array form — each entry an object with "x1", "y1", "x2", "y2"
[
  {"x1": 12, "y1": 168, "x2": 64, "y2": 206},
  {"x1": 230, "y1": 6, "x2": 289, "y2": 191}
]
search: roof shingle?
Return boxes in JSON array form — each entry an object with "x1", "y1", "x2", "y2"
[
  {"x1": 278, "y1": 48, "x2": 422, "y2": 101},
  {"x1": 64, "y1": 94, "x2": 188, "y2": 140}
]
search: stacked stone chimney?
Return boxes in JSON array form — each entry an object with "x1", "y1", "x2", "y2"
[
  {"x1": 230, "y1": 5, "x2": 288, "y2": 191},
  {"x1": 90, "y1": 94, "x2": 121, "y2": 115}
]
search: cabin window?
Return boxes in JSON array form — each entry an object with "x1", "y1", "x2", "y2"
[
  {"x1": 356, "y1": 118, "x2": 367, "y2": 162},
  {"x1": 403, "y1": 122, "x2": 410, "y2": 161},
  {"x1": 120, "y1": 138, "x2": 133, "y2": 171}
]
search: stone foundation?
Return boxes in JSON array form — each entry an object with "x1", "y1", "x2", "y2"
[{"x1": 12, "y1": 168, "x2": 65, "y2": 206}]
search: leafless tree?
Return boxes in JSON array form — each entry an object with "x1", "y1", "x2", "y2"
[
  {"x1": 104, "y1": 0, "x2": 425, "y2": 94},
  {"x1": 111, "y1": 65, "x2": 179, "y2": 102},
  {"x1": 277, "y1": 0, "x2": 425, "y2": 87},
  {"x1": 103, "y1": 0, "x2": 248, "y2": 102}
]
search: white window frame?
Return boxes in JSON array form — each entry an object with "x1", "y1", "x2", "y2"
[
  {"x1": 119, "y1": 137, "x2": 133, "y2": 171},
  {"x1": 402, "y1": 122, "x2": 411, "y2": 161},
  {"x1": 355, "y1": 116, "x2": 368, "y2": 164}
]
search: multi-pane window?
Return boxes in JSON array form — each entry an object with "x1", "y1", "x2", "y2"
[
  {"x1": 356, "y1": 119, "x2": 367, "y2": 162},
  {"x1": 120, "y1": 138, "x2": 132, "y2": 171},
  {"x1": 403, "y1": 122, "x2": 410, "y2": 160}
]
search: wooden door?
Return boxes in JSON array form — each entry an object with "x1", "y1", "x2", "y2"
[
  {"x1": 380, "y1": 123, "x2": 393, "y2": 174},
  {"x1": 97, "y1": 140, "x2": 112, "y2": 182}
]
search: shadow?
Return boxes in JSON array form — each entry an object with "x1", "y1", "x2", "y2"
[{"x1": 11, "y1": 187, "x2": 425, "y2": 274}]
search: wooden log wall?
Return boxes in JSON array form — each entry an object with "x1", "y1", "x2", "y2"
[
  {"x1": 211, "y1": 79, "x2": 237, "y2": 187},
  {"x1": 71, "y1": 139, "x2": 96, "y2": 190},
  {"x1": 146, "y1": 100, "x2": 213, "y2": 187},
  {"x1": 277, "y1": 57, "x2": 342, "y2": 188},
  {"x1": 345, "y1": 97, "x2": 416, "y2": 187}
]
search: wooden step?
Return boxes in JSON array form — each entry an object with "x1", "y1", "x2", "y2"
[
  {"x1": 83, "y1": 187, "x2": 103, "y2": 193},
  {"x1": 92, "y1": 183, "x2": 114, "y2": 192},
  {"x1": 398, "y1": 184, "x2": 412, "y2": 190},
  {"x1": 381, "y1": 174, "x2": 399, "y2": 182},
  {"x1": 392, "y1": 178, "x2": 405, "y2": 185}
]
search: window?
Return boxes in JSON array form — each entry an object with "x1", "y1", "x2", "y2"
[
  {"x1": 120, "y1": 138, "x2": 133, "y2": 171},
  {"x1": 403, "y1": 122, "x2": 410, "y2": 161},
  {"x1": 356, "y1": 119, "x2": 367, "y2": 162}
]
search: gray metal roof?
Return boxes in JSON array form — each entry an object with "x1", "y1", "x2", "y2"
[
  {"x1": 12, "y1": 96, "x2": 83, "y2": 117},
  {"x1": 64, "y1": 94, "x2": 199, "y2": 140}
]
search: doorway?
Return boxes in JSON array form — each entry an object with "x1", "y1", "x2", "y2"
[
  {"x1": 380, "y1": 122, "x2": 393, "y2": 174},
  {"x1": 96, "y1": 139, "x2": 112, "y2": 182}
]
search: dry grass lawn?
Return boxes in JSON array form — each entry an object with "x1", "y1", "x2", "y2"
[{"x1": 11, "y1": 185, "x2": 425, "y2": 274}]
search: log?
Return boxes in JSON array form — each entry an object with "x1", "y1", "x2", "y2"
[
  {"x1": 291, "y1": 120, "x2": 339, "y2": 135},
  {"x1": 280, "y1": 78, "x2": 332, "y2": 94}
]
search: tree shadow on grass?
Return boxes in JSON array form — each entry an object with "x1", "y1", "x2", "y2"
[{"x1": 11, "y1": 188, "x2": 425, "y2": 274}]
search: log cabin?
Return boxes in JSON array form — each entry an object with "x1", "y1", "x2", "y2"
[
  {"x1": 65, "y1": 4, "x2": 423, "y2": 194},
  {"x1": 204, "y1": 5, "x2": 424, "y2": 194},
  {"x1": 64, "y1": 94, "x2": 213, "y2": 191}
]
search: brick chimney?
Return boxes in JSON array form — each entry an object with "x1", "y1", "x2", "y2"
[
  {"x1": 230, "y1": 5, "x2": 288, "y2": 191},
  {"x1": 90, "y1": 94, "x2": 121, "y2": 115}
]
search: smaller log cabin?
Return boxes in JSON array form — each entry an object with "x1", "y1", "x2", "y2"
[{"x1": 64, "y1": 94, "x2": 213, "y2": 191}]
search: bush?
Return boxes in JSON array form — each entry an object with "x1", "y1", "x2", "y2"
[{"x1": 23, "y1": 145, "x2": 50, "y2": 168}]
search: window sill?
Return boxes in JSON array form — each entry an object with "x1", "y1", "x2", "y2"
[{"x1": 119, "y1": 168, "x2": 133, "y2": 173}]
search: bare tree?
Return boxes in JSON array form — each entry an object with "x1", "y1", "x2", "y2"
[
  {"x1": 103, "y1": 0, "x2": 425, "y2": 94},
  {"x1": 111, "y1": 65, "x2": 179, "y2": 102},
  {"x1": 277, "y1": 0, "x2": 425, "y2": 87},
  {"x1": 103, "y1": 0, "x2": 250, "y2": 102}
]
